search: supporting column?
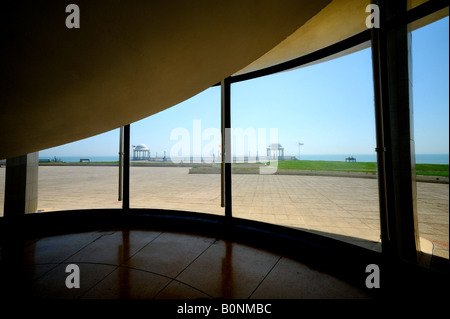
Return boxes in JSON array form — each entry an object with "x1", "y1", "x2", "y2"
[
  {"x1": 373, "y1": 0, "x2": 420, "y2": 263},
  {"x1": 123, "y1": 124, "x2": 130, "y2": 210},
  {"x1": 221, "y1": 78, "x2": 232, "y2": 219},
  {"x1": 118, "y1": 127, "x2": 124, "y2": 201},
  {"x1": 4, "y1": 152, "x2": 39, "y2": 215},
  {"x1": 371, "y1": 17, "x2": 390, "y2": 256}
]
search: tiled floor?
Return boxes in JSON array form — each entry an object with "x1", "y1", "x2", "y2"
[{"x1": 10, "y1": 230, "x2": 372, "y2": 299}]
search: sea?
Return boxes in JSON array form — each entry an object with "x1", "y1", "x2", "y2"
[{"x1": 39, "y1": 154, "x2": 449, "y2": 165}]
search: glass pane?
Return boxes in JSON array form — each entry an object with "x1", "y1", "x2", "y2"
[
  {"x1": 231, "y1": 47, "x2": 381, "y2": 251},
  {"x1": 412, "y1": 16, "x2": 449, "y2": 260},
  {"x1": 37, "y1": 129, "x2": 122, "y2": 212},
  {"x1": 130, "y1": 87, "x2": 224, "y2": 215}
]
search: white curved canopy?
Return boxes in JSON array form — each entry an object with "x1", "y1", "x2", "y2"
[{"x1": 135, "y1": 144, "x2": 149, "y2": 151}]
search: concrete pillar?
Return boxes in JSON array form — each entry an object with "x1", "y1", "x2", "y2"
[
  {"x1": 374, "y1": 0, "x2": 420, "y2": 263},
  {"x1": 3, "y1": 152, "x2": 39, "y2": 216}
]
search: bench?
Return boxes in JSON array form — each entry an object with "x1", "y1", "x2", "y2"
[
  {"x1": 345, "y1": 156, "x2": 356, "y2": 162},
  {"x1": 80, "y1": 159, "x2": 90, "y2": 163}
]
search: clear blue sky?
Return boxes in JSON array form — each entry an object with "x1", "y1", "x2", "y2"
[{"x1": 40, "y1": 17, "x2": 449, "y2": 158}]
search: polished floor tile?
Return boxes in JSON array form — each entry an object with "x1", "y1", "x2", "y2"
[
  {"x1": 2, "y1": 229, "x2": 372, "y2": 299},
  {"x1": 250, "y1": 257, "x2": 371, "y2": 299},
  {"x1": 67, "y1": 230, "x2": 162, "y2": 265},
  {"x1": 23, "y1": 232, "x2": 102, "y2": 265},
  {"x1": 22, "y1": 263, "x2": 59, "y2": 282},
  {"x1": 154, "y1": 280, "x2": 212, "y2": 299},
  {"x1": 175, "y1": 240, "x2": 281, "y2": 299},
  {"x1": 32, "y1": 263, "x2": 117, "y2": 299},
  {"x1": 123, "y1": 232, "x2": 216, "y2": 278},
  {"x1": 81, "y1": 267, "x2": 171, "y2": 299}
]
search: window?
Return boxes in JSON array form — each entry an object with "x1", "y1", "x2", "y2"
[
  {"x1": 411, "y1": 16, "x2": 449, "y2": 260},
  {"x1": 37, "y1": 129, "x2": 121, "y2": 212},
  {"x1": 130, "y1": 87, "x2": 224, "y2": 215},
  {"x1": 231, "y1": 47, "x2": 381, "y2": 251}
]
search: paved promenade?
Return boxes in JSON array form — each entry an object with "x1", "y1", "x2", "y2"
[{"x1": 0, "y1": 166, "x2": 448, "y2": 259}]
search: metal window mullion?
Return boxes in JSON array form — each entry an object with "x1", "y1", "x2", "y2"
[
  {"x1": 221, "y1": 78, "x2": 232, "y2": 220},
  {"x1": 123, "y1": 124, "x2": 130, "y2": 210}
]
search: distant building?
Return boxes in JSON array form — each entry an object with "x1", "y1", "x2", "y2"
[
  {"x1": 267, "y1": 143, "x2": 284, "y2": 160},
  {"x1": 133, "y1": 144, "x2": 150, "y2": 160}
]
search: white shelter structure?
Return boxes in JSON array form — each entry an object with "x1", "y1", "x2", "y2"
[
  {"x1": 267, "y1": 143, "x2": 284, "y2": 160},
  {"x1": 133, "y1": 144, "x2": 150, "y2": 160}
]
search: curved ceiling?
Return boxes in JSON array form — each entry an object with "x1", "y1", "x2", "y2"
[
  {"x1": 3, "y1": 0, "x2": 441, "y2": 160},
  {"x1": 0, "y1": 0, "x2": 331, "y2": 159},
  {"x1": 233, "y1": 0, "x2": 447, "y2": 76},
  {"x1": 234, "y1": 0, "x2": 370, "y2": 76}
]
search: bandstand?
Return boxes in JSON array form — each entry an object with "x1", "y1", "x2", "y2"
[
  {"x1": 266, "y1": 143, "x2": 284, "y2": 160},
  {"x1": 133, "y1": 144, "x2": 150, "y2": 160}
]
